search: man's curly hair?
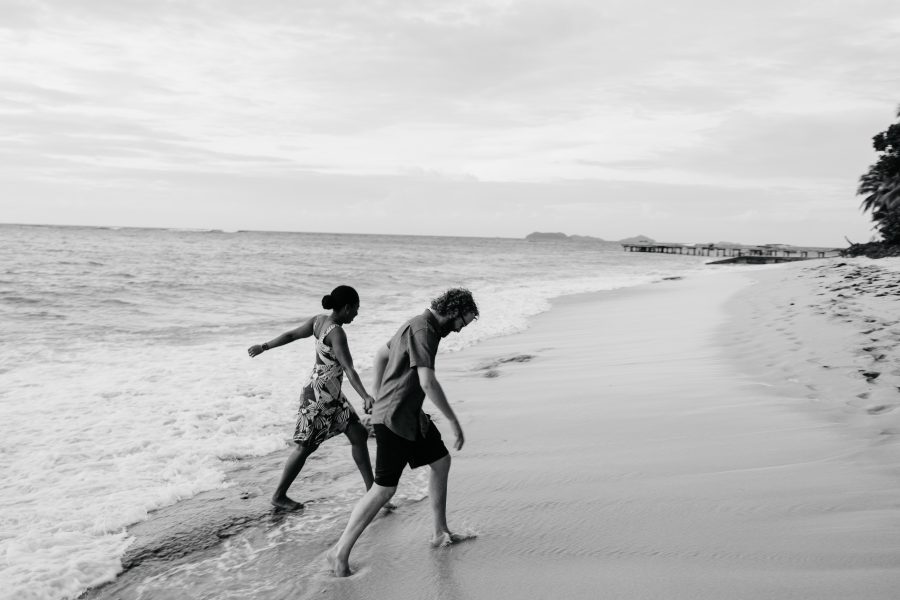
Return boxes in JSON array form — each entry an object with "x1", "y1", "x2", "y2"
[{"x1": 430, "y1": 288, "x2": 479, "y2": 319}]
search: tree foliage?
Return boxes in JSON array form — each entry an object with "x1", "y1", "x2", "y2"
[{"x1": 858, "y1": 106, "x2": 900, "y2": 244}]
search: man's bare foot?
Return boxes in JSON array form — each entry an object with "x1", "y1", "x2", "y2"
[
  {"x1": 271, "y1": 495, "x2": 304, "y2": 511},
  {"x1": 326, "y1": 547, "x2": 352, "y2": 577},
  {"x1": 430, "y1": 530, "x2": 477, "y2": 548}
]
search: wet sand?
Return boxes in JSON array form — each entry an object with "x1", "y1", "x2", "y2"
[
  {"x1": 86, "y1": 260, "x2": 900, "y2": 599},
  {"x1": 309, "y1": 262, "x2": 900, "y2": 600}
]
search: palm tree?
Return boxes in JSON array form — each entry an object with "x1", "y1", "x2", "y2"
[
  {"x1": 858, "y1": 107, "x2": 900, "y2": 244},
  {"x1": 859, "y1": 173, "x2": 900, "y2": 213}
]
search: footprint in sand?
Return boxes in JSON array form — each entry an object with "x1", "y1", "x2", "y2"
[
  {"x1": 867, "y1": 404, "x2": 896, "y2": 415},
  {"x1": 476, "y1": 354, "x2": 536, "y2": 378},
  {"x1": 860, "y1": 370, "x2": 881, "y2": 383}
]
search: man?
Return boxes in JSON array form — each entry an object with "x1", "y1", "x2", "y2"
[{"x1": 327, "y1": 288, "x2": 479, "y2": 576}]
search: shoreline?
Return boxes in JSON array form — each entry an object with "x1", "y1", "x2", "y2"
[
  {"x1": 82, "y1": 280, "x2": 685, "y2": 598},
  {"x1": 85, "y1": 261, "x2": 900, "y2": 599}
]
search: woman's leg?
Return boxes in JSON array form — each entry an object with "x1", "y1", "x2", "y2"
[
  {"x1": 271, "y1": 442, "x2": 317, "y2": 510},
  {"x1": 344, "y1": 421, "x2": 374, "y2": 490}
]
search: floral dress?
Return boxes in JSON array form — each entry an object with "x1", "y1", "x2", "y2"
[{"x1": 292, "y1": 316, "x2": 360, "y2": 446}]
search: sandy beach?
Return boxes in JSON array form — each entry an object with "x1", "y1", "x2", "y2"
[{"x1": 85, "y1": 259, "x2": 900, "y2": 600}]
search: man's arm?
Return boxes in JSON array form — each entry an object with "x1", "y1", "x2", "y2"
[{"x1": 417, "y1": 366, "x2": 464, "y2": 450}]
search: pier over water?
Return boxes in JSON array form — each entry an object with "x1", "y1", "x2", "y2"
[{"x1": 622, "y1": 243, "x2": 843, "y2": 263}]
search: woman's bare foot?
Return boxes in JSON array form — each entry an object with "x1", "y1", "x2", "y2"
[
  {"x1": 271, "y1": 495, "x2": 304, "y2": 511},
  {"x1": 430, "y1": 530, "x2": 477, "y2": 548},
  {"x1": 326, "y1": 547, "x2": 352, "y2": 577}
]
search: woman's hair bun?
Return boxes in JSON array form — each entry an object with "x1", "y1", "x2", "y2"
[{"x1": 322, "y1": 285, "x2": 359, "y2": 311}]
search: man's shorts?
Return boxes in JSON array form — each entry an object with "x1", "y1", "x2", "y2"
[{"x1": 373, "y1": 421, "x2": 449, "y2": 487}]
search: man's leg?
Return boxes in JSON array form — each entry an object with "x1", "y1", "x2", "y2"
[
  {"x1": 328, "y1": 483, "x2": 396, "y2": 576},
  {"x1": 344, "y1": 421, "x2": 374, "y2": 490},
  {"x1": 428, "y1": 453, "x2": 452, "y2": 544},
  {"x1": 428, "y1": 454, "x2": 475, "y2": 547},
  {"x1": 271, "y1": 442, "x2": 317, "y2": 510}
]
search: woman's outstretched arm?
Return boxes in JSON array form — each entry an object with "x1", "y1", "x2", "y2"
[{"x1": 248, "y1": 315, "x2": 316, "y2": 357}]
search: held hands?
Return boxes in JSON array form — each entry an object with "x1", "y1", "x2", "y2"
[{"x1": 363, "y1": 394, "x2": 375, "y2": 414}]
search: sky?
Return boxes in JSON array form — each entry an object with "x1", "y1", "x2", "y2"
[{"x1": 1, "y1": 0, "x2": 899, "y2": 246}]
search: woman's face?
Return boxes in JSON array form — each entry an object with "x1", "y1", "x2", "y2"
[{"x1": 340, "y1": 302, "x2": 360, "y2": 324}]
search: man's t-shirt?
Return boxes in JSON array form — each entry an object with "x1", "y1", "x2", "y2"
[{"x1": 371, "y1": 310, "x2": 441, "y2": 441}]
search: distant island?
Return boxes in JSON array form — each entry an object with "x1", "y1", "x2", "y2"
[
  {"x1": 525, "y1": 232, "x2": 656, "y2": 244},
  {"x1": 524, "y1": 232, "x2": 833, "y2": 249}
]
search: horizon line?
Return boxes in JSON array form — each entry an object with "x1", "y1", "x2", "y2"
[{"x1": 0, "y1": 221, "x2": 851, "y2": 249}]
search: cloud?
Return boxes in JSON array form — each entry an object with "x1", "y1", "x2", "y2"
[{"x1": 1, "y1": 0, "x2": 897, "y2": 244}]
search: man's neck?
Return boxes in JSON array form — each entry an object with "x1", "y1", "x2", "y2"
[
  {"x1": 428, "y1": 308, "x2": 455, "y2": 337},
  {"x1": 428, "y1": 308, "x2": 450, "y2": 325}
]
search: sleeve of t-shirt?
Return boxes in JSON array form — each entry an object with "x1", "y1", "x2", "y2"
[{"x1": 407, "y1": 326, "x2": 435, "y2": 369}]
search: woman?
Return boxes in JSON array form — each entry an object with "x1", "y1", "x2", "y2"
[{"x1": 248, "y1": 285, "x2": 375, "y2": 510}]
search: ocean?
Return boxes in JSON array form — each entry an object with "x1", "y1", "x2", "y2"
[{"x1": 0, "y1": 224, "x2": 713, "y2": 599}]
